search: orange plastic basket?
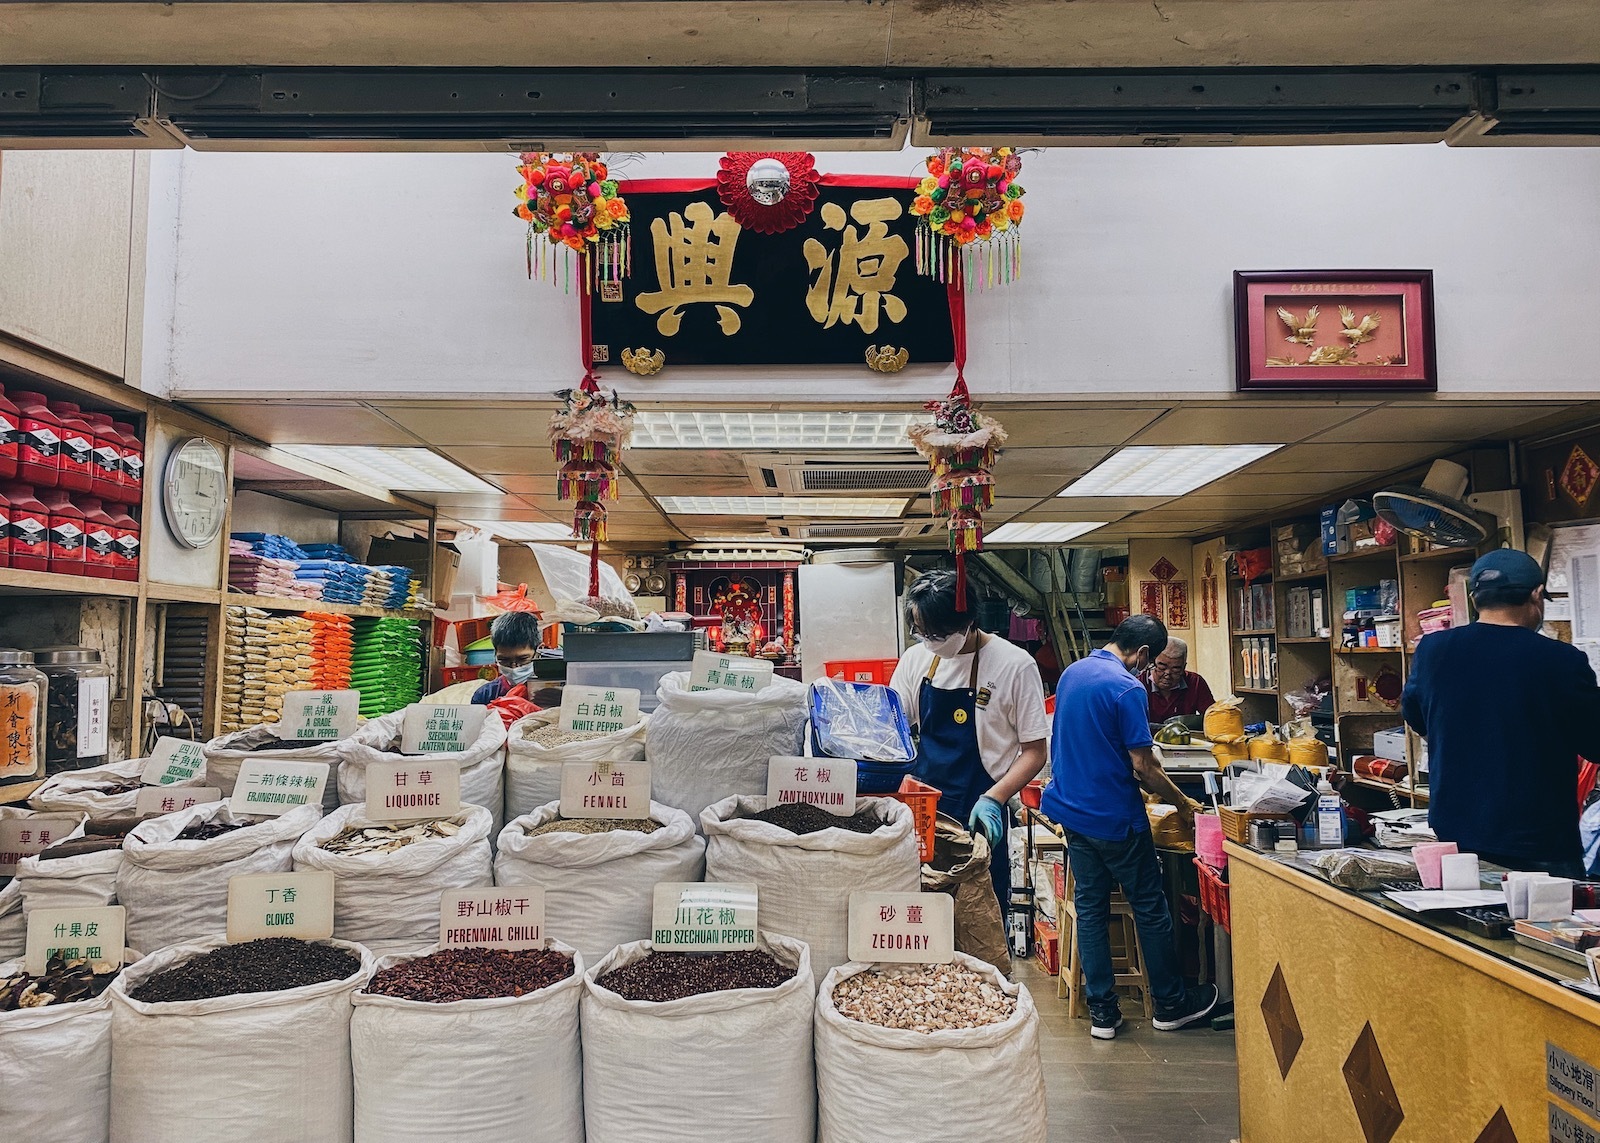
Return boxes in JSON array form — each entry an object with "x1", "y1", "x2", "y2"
[
  {"x1": 824, "y1": 658, "x2": 899, "y2": 685},
  {"x1": 883, "y1": 775, "x2": 941, "y2": 863}
]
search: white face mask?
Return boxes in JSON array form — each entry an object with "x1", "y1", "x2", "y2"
[{"x1": 921, "y1": 630, "x2": 971, "y2": 658}]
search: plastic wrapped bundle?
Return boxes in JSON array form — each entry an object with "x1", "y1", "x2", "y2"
[
  {"x1": 230, "y1": 532, "x2": 309, "y2": 562},
  {"x1": 307, "y1": 612, "x2": 355, "y2": 691},
  {"x1": 351, "y1": 617, "x2": 426, "y2": 717}
]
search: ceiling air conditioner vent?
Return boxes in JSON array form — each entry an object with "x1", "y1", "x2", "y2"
[
  {"x1": 768, "y1": 520, "x2": 940, "y2": 542},
  {"x1": 1449, "y1": 73, "x2": 1600, "y2": 146},
  {"x1": 0, "y1": 71, "x2": 177, "y2": 148},
  {"x1": 914, "y1": 71, "x2": 1477, "y2": 146},
  {"x1": 747, "y1": 457, "x2": 930, "y2": 495}
]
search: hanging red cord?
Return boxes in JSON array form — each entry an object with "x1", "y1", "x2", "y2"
[{"x1": 946, "y1": 271, "x2": 971, "y2": 610}]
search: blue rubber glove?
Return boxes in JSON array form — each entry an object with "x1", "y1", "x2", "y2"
[{"x1": 968, "y1": 795, "x2": 1007, "y2": 850}]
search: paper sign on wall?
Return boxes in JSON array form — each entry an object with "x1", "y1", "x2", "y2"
[
  {"x1": 0, "y1": 814, "x2": 82, "y2": 876},
  {"x1": 365, "y1": 759, "x2": 462, "y2": 821},
  {"x1": 400, "y1": 704, "x2": 487, "y2": 755},
  {"x1": 559, "y1": 761, "x2": 651, "y2": 820},
  {"x1": 25, "y1": 905, "x2": 126, "y2": 975},
  {"x1": 848, "y1": 891, "x2": 955, "y2": 964},
  {"x1": 140, "y1": 736, "x2": 208, "y2": 786},
  {"x1": 559, "y1": 686, "x2": 640, "y2": 735},
  {"x1": 135, "y1": 786, "x2": 222, "y2": 817},
  {"x1": 277, "y1": 690, "x2": 360, "y2": 742},
  {"x1": 767, "y1": 756, "x2": 857, "y2": 816},
  {"x1": 77, "y1": 676, "x2": 109, "y2": 759},
  {"x1": 228, "y1": 759, "x2": 330, "y2": 816},
  {"x1": 652, "y1": 882, "x2": 759, "y2": 951},
  {"x1": 227, "y1": 870, "x2": 335, "y2": 943},
  {"x1": 689, "y1": 651, "x2": 773, "y2": 694},
  {"x1": 439, "y1": 887, "x2": 546, "y2": 950}
]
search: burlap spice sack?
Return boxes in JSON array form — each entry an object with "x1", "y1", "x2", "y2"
[{"x1": 921, "y1": 815, "x2": 1009, "y2": 971}]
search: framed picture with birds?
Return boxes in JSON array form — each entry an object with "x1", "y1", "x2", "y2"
[{"x1": 1233, "y1": 270, "x2": 1436, "y2": 392}]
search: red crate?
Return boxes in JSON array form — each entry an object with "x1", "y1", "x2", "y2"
[
  {"x1": 1194, "y1": 857, "x2": 1231, "y2": 935},
  {"x1": 1020, "y1": 778, "x2": 1044, "y2": 811},
  {"x1": 454, "y1": 616, "x2": 495, "y2": 649},
  {"x1": 824, "y1": 658, "x2": 898, "y2": 685},
  {"x1": 1033, "y1": 917, "x2": 1060, "y2": 976},
  {"x1": 441, "y1": 664, "x2": 498, "y2": 688},
  {"x1": 883, "y1": 775, "x2": 940, "y2": 863}
]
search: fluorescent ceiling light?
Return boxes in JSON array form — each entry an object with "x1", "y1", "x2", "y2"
[
  {"x1": 466, "y1": 521, "x2": 577, "y2": 542},
  {"x1": 633, "y1": 412, "x2": 919, "y2": 450},
  {"x1": 277, "y1": 446, "x2": 497, "y2": 494},
  {"x1": 657, "y1": 496, "x2": 907, "y2": 517},
  {"x1": 986, "y1": 522, "x2": 1107, "y2": 545},
  {"x1": 1059, "y1": 445, "x2": 1282, "y2": 498}
]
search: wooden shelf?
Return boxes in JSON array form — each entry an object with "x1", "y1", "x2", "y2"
[
  {"x1": 1277, "y1": 568, "x2": 1329, "y2": 583},
  {"x1": 1329, "y1": 546, "x2": 1397, "y2": 563},
  {"x1": 223, "y1": 591, "x2": 434, "y2": 621},
  {"x1": 1235, "y1": 686, "x2": 1279, "y2": 696},
  {"x1": 1280, "y1": 635, "x2": 1331, "y2": 644},
  {"x1": 0, "y1": 568, "x2": 139, "y2": 598},
  {"x1": 1346, "y1": 775, "x2": 1416, "y2": 796},
  {"x1": 1335, "y1": 646, "x2": 1404, "y2": 655},
  {"x1": 1233, "y1": 629, "x2": 1277, "y2": 637},
  {"x1": 145, "y1": 583, "x2": 222, "y2": 605},
  {"x1": 1400, "y1": 546, "x2": 1478, "y2": 564},
  {"x1": 0, "y1": 778, "x2": 45, "y2": 806}
]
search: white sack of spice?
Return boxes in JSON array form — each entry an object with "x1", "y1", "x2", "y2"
[
  {"x1": 0, "y1": 880, "x2": 22, "y2": 962},
  {"x1": 293, "y1": 804, "x2": 494, "y2": 956},
  {"x1": 504, "y1": 709, "x2": 648, "y2": 822},
  {"x1": 493, "y1": 801, "x2": 703, "y2": 965},
  {"x1": 814, "y1": 954, "x2": 1047, "y2": 1143},
  {"x1": 30, "y1": 757, "x2": 204, "y2": 820},
  {"x1": 16, "y1": 817, "x2": 123, "y2": 915},
  {"x1": 203, "y1": 726, "x2": 344, "y2": 813},
  {"x1": 117, "y1": 800, "x2": 322, "y2": 953},
  {"x1": 339, "y1": 706, "x2": 509, "y2": 836}
]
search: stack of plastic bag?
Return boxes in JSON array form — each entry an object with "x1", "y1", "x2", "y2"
[
  {"x1": 307, "y1": 612, "x2": 355, "y2": 690},
  {"x1": 230, "y1": 532, "x2": 309, "y2": 561},
  {"x1": 221, "y1": 606, "x2": 316, "y2": 733},
  {"x1": 351, "y1": 617, "x2": 425, "y2": 717},
  {"x1": 298, "y1": 561, "x2": 369, "y2": 605},
  {"x1": 359, "y1": 567, "x2": 395, "y2": 609},
  {"x1": 300, "y1": 543, "x2": 356, "y2": 562},
  {"x1": 372, "y1": 565, "x2": 415, "y2": 609}
]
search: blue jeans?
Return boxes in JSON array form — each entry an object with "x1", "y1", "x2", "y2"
[{"x1": 1066, "y1": 828, "x2": 1185, "y2": 1015}]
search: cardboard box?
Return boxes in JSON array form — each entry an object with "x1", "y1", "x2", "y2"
[{"x1": 368, "y1": 536, "x2": 460, "y2": 603}]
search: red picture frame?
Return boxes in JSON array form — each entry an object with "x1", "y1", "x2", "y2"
[{"x1": 1234, "y1": 270, "x2": 1436, "y2": 392}]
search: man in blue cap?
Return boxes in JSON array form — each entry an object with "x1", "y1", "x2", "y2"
[{"x1": 1403, "y1": 548, "x2": 1600, "y2": 877}]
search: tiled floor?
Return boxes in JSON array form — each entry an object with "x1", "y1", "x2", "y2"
[{"x1": 1013, "y1": 959, "x2": 1242, "y2": 1143}]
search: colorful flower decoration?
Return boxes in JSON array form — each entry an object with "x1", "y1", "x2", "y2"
[
  {"x1": 515, "y1": 152, "x2": 631, "y2": 291},
  {"x1": 909, "y1": 384, "x2": 1007, "y2": 610},
  {"x1": 549, "y1": 382, "x2": 636, "y2": 555},
  {"x1": 910, "y1": 147, "x2": 1026, "y2": 288},
  {"x1": 715, "y1": 152, "x2": 821, "y2": 235}
]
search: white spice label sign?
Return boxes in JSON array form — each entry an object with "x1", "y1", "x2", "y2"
[
  {"x1": 400, "y1": 704, "x2": 487, "y2": 755},
  {"x1": 559, "y1": 685, "x2": 640, "y2": 735},
  {"x1": 689, "y1": 651, "x2": 773, "y2": 694},
  {"x1": 0, "y1": 814, "x2": 82, "y2": 876},
  {"x1": 560, "y1": 761, "x2": 651, "y2": 820},
  {"x1": 278, "y1": 690, "x2": 360, "y2": 742},
  {"x1": 652, "y1": 882, "x2": 759, "y2": 951},
  {"x1": 440, "y1": 887, "x2": 546, "y2": 951},
  {"x1": 25, "y1": 905, "x2": 127, "y2": 975},
  {"x1": 228, "y1": 759, "x2": 330, "y2": 816},
  {"x1": 848, "y1": 892, "x2": 955, "y2": 965},
  {"x1": 227, "y1": 870, "x2": 335, "y2": 943},
  {"x1": 134, "y1": 786, "x2": 222, "y2": 817},
  {"x1": 77, "y1": 675, "x2": 109, "y2": 759},
  {"x1": 140, "y1": 736, "x2": 207, "y2": 786},
  {"x1": 365, "y1": 759, "x2": 462, "y2": 822},
  {"x1": 767, "y1": 756, "x2": 857, "y2": 816}
]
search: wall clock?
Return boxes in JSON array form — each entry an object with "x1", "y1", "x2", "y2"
[{"x1": 162, "y1": 436, "x2": 228, "y2": 549}]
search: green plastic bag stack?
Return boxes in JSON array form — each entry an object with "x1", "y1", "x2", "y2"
[{"x1": 350, "y1": 616, "x2": 426, "y2": 717}]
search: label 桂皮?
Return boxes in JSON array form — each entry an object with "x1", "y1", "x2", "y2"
[
  {"x1": 24, "y1": 905, "x2": 127, "y2": 975},
  {"x1": 766, "y1": 756, "x2": 857, "y2": 816},
  {"x1": 227, "y1": 759, "x2": 330, "y2": 816},
  {"x1": 134, "y1": 786, "x2": 222, "y2": 817},
  {"x1": 0, "y1": 814, "x2": 82, "y2": 876},
  {"x1": 847, "y1": 891, "x2": 956, "y2": 964},
  {"x1": 651, "y1": 882, "x2": 759, "y2": 951},
  {"x1": 364, "y1": 759, "x2": 462, "y2": 821},
  {"x1": 140, "y1": 736, "x2": 208, "y2": 786},
  {"x1": 559, "y1": 760, "x2": 651, "y2": 820},
  {"x1": 439, "y1": 887, "x2": 547, "y2": 951},
  {"x1": 277, "y1": 690, "x2": 360, "y2": 742},
  {"x1": 558, "y1": 686, "x2": 641, "y2": 735},
  {"x1": 226, "y1": 870, "x2": 335, "y2": 943},
  {"x1": 399, "y1": 704, "x2": 487, "y2": 755}
]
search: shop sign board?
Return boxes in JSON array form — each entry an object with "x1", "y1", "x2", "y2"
[
  {"x1": 1550, "y1": 1102, "x2": 1600, "y2": 1143},
  {"x1": 365, "y1": 759, "x2": 462, "y2": 822},
  {"x1": 0, "y1": 814, "x2": 81, "y2": 876},
  {"x1": 560, "y1": 761, "x2": 651, "y2": 820},
  {"x1": 559, "y1": 685, "x2": 640, "y2": 736},
  {"x1": 400, "y1": 703, "x2": 487, "y2": 755},
  {"x1": 652, "y1": 882, "x2": 759, "y2": 952},
  {"x1": 848, "y1": 891, "x2": 955, "y2": 964},
  {"x1": 1550, "y1": 1043, "x2": 1600, "y2": 1122},
  {"x1": 25, "y1": 905, "x2": 126, "y2": 975},
  {"x1": 227, "y1": 870, "x2": 335, "y2": 943},
  {"x1": 591, "y1": 179, "x2": 954, "y2": 368},
  {"x1": 228, "y1": 759, "x2": 330, "y2": 816},
  {"x1": 767, "y1": 756, "x2": 857, "y2": 816},
  {"x1": 140, "y1": 736, "x2": 208, "y2": 786},
  {"x1": 690, "y1": 650, "x2": 773, "y2": 694},
  {"x1": 439, "y1": 887, "x2": 546, "y2": 951},
  {"x1": 134, "y1": 786, "x2": 221, "y2": 817},
  {"x1": 278, "y1": 690, "x2": 360, "y2": 742}
]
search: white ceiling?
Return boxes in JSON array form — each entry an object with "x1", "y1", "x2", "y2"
[{"x1": 190, "y1": 394, "x2": 1600, "y2": 548}]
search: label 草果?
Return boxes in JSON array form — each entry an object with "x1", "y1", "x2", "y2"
[
  {"x1": 227, "y1": 870, "x2": 335, "y2": 943},
  {"x1": 439, "y1": 887, "x2": 546, "y2": 951},
  {"x1": 651, "y1": 882, "x2": 759, "y2": 951},
  {"x1": 0, "y1": 814, "x2": 82, "y2": 877}
]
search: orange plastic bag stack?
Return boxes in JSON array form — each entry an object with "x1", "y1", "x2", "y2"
[{"x1": 305, "y1": 611, "x2": 355, "y2": 690}]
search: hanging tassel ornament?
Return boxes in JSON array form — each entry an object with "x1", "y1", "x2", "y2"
[
  {"x1": 514, "y1": 152, "x2": 632, "y2": 294},
  {"x1": 907, "y1": 270, "x2": 1006, "y2": 610},
  {"x1": 910, "y1": 146, "x2": 1026, "y2": 289},
  {"x1": 549, "y1": 287, "x2": 636, "y2": 601}
]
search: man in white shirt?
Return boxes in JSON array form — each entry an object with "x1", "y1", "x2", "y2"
[{"x1": 890, "y1": 569, "x2": 1050, "y2": 905}]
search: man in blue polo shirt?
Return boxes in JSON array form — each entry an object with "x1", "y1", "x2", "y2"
[{"x1": 1041, "y1": 614, "x2": 1217, "y2": 1039}]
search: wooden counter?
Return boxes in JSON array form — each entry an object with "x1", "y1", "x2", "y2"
[{"x1": 1230, "y1": 841, "x2": 1600, "y2": 1142}]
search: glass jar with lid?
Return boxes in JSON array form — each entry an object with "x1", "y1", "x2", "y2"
[
  {"x1": 34, "y1": 646, "x2": 111, "y2": 772},
  {"x1": 0, "y1": 649, "x2": 48, "y2": 786}
]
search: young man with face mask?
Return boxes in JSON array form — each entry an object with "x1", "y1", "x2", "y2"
[
  {"x1": 890, "y1": 569, "x2": 1050, "y2": 910},
  {"x1": 471, "y1": 611, "x2": 543, "y2": 704},
  {"x1": 1041, "y1": 614, "x2": 1217, "y2": 1039}
]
